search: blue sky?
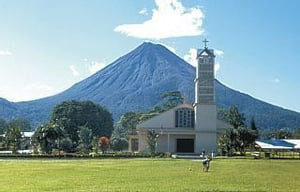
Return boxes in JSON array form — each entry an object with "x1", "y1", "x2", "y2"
[{"x1": 0, "y1": 0, "x2": 299, "y2": 112}]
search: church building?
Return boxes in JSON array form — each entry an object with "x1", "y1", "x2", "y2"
[{"x1": 132, "y1": 40, "x2": 230, "y2": 154}]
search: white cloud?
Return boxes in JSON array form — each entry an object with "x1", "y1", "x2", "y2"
[
  {"x1": 184, "y1": 48, "x2": 221, "y2": 74},
  {"x1": 22, "y1": 83, "x2": 55, "y2": 101},
  {"x1": 114, "y1": 0, "x2": 205, "y2": 40},
  {"x1": 23, "y1": 83, "x2": 54, "y2": 92},
  {"x1": 139, "y1": 8, "x2": 148, "y2": 16},
  {"x1": 0, "y1": 83, "x2": 56, "y2": 101},
  {"x1": 88, "y1": 61, "x2": 107, "y2": 74},
  {"x1": 69, "y1": 65, "x2": 80, "y2": 76},
  {"x1": 184, "y1": 48, "x2": 198, "y2": 67},
  {"x1": 215, "y1": 62, "x2": 220, "y2": 75},
  {"x1": 0, "y1": 50, "x2": 13, "y2": 56},
  {"x1": 0, "y1": 89, "x2": 13, "y2": 101},
  {"x1": 215, "y1": 49, "x2": 224, "y2": 57}
]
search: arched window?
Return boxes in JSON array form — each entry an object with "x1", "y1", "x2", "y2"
[{"x1": 175, "y1": 108, "x2": 195, "y2": 128}]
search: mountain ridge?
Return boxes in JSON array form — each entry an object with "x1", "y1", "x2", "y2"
[{"x1": 0, "y1": 42, "x2": 299, "y2": 130}]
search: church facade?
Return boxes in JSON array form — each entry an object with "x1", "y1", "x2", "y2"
[{"x1": 132, "y1": 41, "x2": 230, "y2": 154}]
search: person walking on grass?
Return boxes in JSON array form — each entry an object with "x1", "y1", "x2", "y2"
[{"x1": 202, "y1": 155, "x2": 211, "y2": 172}]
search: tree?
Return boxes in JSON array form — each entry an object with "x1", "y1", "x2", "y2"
[
  {"x1": 116, "y1": 112, "x2": 142, "y2": 135},
  {"x1": 147, "y1": 129, "x2": 160, "y2": 156},
  {"x1": 218, "y1": 130, "x2": 234, "y2": 156},
  {"x1": 153, "y1": 90, "x2": 184, "y2": 112},
  {"x1": 151, "y1": 91, "x2": 184, "y2": 113},
  {"x1": 218, "y1": 106, "x2": 257, "y2": 155},
  {"x1": 77, "y1": 125, "x2": 93, "y2": 153},
  {"x1": 292, "y1": 127, "x2": 300, "y2": 139},
  {"x1": 161, "y1": 91, "x2": 184, "y2": 111},
  {"x1": 273, "y1": 128, "x2": 292, "y2": 139},
  {"x1": 60, "y1": 138, "x2": 73, "y2": 153},
  {"x1": 218, "y1": 127, "x2": 238, "y2": 156},
  {"x1": 51, "y1": 100, "x2": 113, "y2": 148},
  {"x1": 261, "y1": 128, "x2": 293, "y2": 139},
  {"x1": 5, "y1": 126, "x2": 22, "y2": 154},
  {"x1": 99, "y1": 136, "x2": 110, "y2": 153},
  {"x1": 33, "y1": 121, "x2": 64, "y2": 154},
  {"x1": 224, "y1": 106, "x2": 245, "y2": 129},
  {"x1": 8, "y1": 118, "x2": 31, "y2": 132},
  {"x1": 0, "y1": 118, "x2": 7, "y2": 134},
  {"x1": 250, "y1": 117, "x2": 258, "y2": 131},
  {"x1": 249, "y1": 117, "x2": 259, "y2": 142},
  {"x1": 149, "y1": 105, "x2": 164, "y2": 113},
  {"x1": 112, "y1": 111, "x2": 145, "y2": 152},
  {"x1": 112, "y1": 124, "x2": 128, "y2": 139},
  {"x1": 110, "y1": 137, "x2": 128, "y2": 151},
  {"x1": 139, "y1": 112, "x2": 158, "y2": 122},
  {"x1": 111, "y1": 123, "x2": 129, "y2": 151},
  {"x1": 236, "y1": 127, "x2": 257, "y2": 154}
]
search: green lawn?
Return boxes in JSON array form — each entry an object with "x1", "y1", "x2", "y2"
[{"x1": 0, "y1": 158, "x2": 299, "y2": 192}]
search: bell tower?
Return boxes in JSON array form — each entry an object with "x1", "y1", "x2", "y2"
[{"x1": 194, "y1": 39, "x2": 217, "y2": 154}]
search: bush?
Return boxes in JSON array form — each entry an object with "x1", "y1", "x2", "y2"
[
  {"x1": 60, "y1": 138, "x2": 74, "y2": 152},
  {"x1": 111, "y1": 138, "x2": 128, "y2": 151}
]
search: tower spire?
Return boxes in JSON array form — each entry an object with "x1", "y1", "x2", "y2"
[
  {"x1": 202, "y1": 38, "x2": 209, "y2": 49},
  {"x1": 194, "y1": 39, "x2": 217, "y2": 154}
]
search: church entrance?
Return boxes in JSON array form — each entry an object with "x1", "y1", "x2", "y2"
[{"x1": 176, "y1": 139, "x2": 194, "y2": 153}]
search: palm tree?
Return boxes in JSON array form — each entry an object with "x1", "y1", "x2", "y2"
[
  {"x1": 6, "y1": 126, "x2": 21, "y2": 154},
  {"x1": 33, "y1": 121, "x2": 64, "y2": 154}
]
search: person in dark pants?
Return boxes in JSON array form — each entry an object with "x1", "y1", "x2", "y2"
[{"x1": 202, "y1": 156, "x2": 211, "y2": 172}]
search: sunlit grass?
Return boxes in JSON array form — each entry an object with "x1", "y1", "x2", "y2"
[{"x1": 0, "y1": 158, "x2": 299, "y2": 191}]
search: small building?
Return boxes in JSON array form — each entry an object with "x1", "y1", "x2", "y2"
[
  {"x1": 0, "y1": 131, "x2": 35, "y2": 153},
  {"x1": 20, "y1": 131, "x2": 35, "y2": 150},
  {"x1": 255, "y1": 139, "x2": 300, "y2": 158}
]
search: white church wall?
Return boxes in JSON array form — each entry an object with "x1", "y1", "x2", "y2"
[
  {"x1": 195, "y1": 104, "x2": 217, "y2": 131},
  {"x1": 157, "y1": 134, "x2": 196, "y2": 153},
  {"x1": 137, "y1": 104, "x2": 194, "y2": 130},
  {"x1": 138, "y1": 133, "x2": 148, "y2": 152},
  {"x1": 195, "y1": 133, "x2": 217, "y2": 154},
  {"x1": 138, "y1": 132, "x2": 196, "y2": 153},
  {"x1": 138, "y1": 109, "x2": 175, "y2": 129},
  {"x1": 156, "y1": 134, "x2": 169, "y2": 152}
]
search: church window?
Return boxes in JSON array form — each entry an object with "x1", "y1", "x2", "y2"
[{"x1": 175, "y1": 108, "x2": 195, "y2": 128}]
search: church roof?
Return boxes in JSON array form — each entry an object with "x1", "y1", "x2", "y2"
[
  {"x1": 174, "y1": 103, "x2": 193, "y2": 110},
  {"x1": 197, "y1": 48, "x2": 215, "y2": 58},
  {"x1": 137, "y1": 103, "x2": 194, "y2": 129}
]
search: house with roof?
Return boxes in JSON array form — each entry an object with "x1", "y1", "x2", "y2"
[{"x1": 255, "y1": 139, "x2": 300, "y2": 158}]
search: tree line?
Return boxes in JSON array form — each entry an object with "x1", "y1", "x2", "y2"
[
  {"x1": 1, "y1": 90, "x2": 300, "y2": 156},
  {"x1": 0, "y1": 100, "x2": 113, "y2": 154},
  {"x1": 0, "y1": 118, "x2": 32, "y2": 153},
  {"x1": 218, "y1": 106, "x2": 258, "y2": 156},
  {"x1": 32, "y1": 100, "x2": 113, "y2": 154}
]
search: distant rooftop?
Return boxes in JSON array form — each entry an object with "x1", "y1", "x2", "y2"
[{"x1": 256, "y1": 139, "x2": 300, "y2": 150}]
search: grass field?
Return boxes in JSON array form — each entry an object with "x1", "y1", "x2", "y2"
[{"x1": 0, "y1": 158, "x2": 299, "y2": 192}]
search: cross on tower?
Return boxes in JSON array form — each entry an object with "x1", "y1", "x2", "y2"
[{"x1": 202, "y1": 39, "x2": 209, "y2": 48}]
